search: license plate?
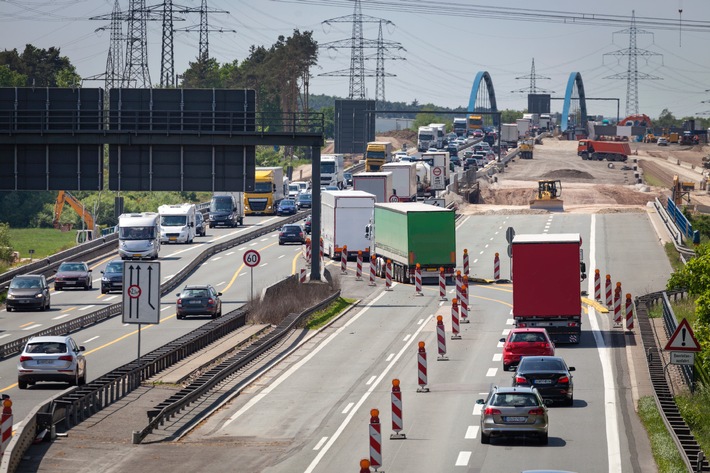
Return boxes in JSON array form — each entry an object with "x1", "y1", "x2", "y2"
[
  {"x1": 189, "y1": 300, "x2": 201, "y2": 305},
  {"x1": 169, "y1": 237, "x2": 177, "y2": 241},
  {"x1": 65, "y1": 281, "x2": 76, "y2": 284},
  {"x1": 133, "y1": 254, "x2": 142, "y2": 258},
  {"x1": 535, "y1": 379, "x2": 553, "y2": 384},
  {"x1": 504, "y1": 416, "x2": 526, "y2": 423},
  {"x1": 37, "y1": 360, "x2": 54, "y2": 364}
]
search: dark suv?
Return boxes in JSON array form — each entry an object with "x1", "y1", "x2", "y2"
[
  {"x1": 209, "y1": 194, "x2": 242, "y2": 228},
  {"x1": 100, "y1": 260, "x2": 124, "y2": 294},
  {"x1": 279, "y1": 224, "x2": 305, "y2": 245}
]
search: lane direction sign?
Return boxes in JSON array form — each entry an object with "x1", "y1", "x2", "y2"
[{"x1": 122, "y1": 261, "x2": 161, "y2": 324}]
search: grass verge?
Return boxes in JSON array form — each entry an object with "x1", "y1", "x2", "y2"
[
  {"x1": 676, "y1": 384, "x2": 710, "y2": 461},
  {"x1": 303, "y1": 297, "x2": 355, "y2": 330},
  {"x1": 644, "y1": 173, "x2": 666, "y2": 188},
  {"x1": 8, "y1": 228, "x2": 77, "y2": 260},
  {"x1": 663, "y1": 242, "x2": 684, "y2": 273},
  {"x1": 637, "y1": 396, "x2": 687, "y2": 472}
]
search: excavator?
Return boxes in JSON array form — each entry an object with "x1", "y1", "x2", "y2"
[
  {"x1": 53, "y1": 191, "x2": 98, "y2": 244},
  {"x1": 530, "y1": 179, "x2": 564, "y2": 211}
]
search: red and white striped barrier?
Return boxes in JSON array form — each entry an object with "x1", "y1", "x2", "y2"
[
  {"x1": 341, "y1": 245, "x2": 348, "y2": 274},
  {"x1": 385, "y1": 259, "x2": 393, "y2": 291},
  {"x1": 605, "y1": 274, "x2": 612, "y2": 308},
  {"x1": 625, "y1": 293, "x2": 634, "y2": 330},
  {"x1": 494, "y1": 252, "x2": 500, "y2": 280},
  {"x1": 436, "y1": 315, "x2": 448, "y2": 360},
  {"x1": 460, "y1": 283, "x2": 469, "y2": 323},
  {"x1": 415, "y1": 263, "x2": 423, "y2": 296},
  {"x1": 356, "y1": 251, "x2": 363, "y2": 281},
  {"x1": 439, "y1": 267, "x2": 447, "y2": 301},
  {"x1": 463, "y1": 248, "x2": 469, "y2": 276},
  {"x1": 369, "y1": 409, "x2": 383, "y2": 471},
  {"x1": 417, "y1": 341, "x2": 429, "y2": 392},
  {"x1": 594, "y1": 269, "x2": 601, "y2": 301},
  {"x1": 390, "y1": 379, "x2": 406, "y2": 439},
  {"x1": 451, "y1": 298, "x2": 461, "y2": 340},
  {"x1": 0, "y1": 396, "x2": 12, "y2": 458},
  {"x1": 319, "y1": 237, "x2": 324, "y2": 264},
  {"x1": 359, "y1": 459, "x2": 371, "y2": 473},
  {"x1": 300, "y1": 268, "x2": 307, "y2": 283},
  {"x1": 369, "y1": 255, "x2": 377, "y2": 286},
  {"x1": 305, "y1": 238, "x2": 311, "y2": 266},
  {"x1": 613, "y1": 286, "x2": 622, "y2": 326},
  {"x1": 456, "y1": 271, "x2": 462, "y2": 302}
]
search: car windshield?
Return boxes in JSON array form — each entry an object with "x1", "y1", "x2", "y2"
[
  {"x1": 283, "y1": 225, "x2": 301, "y2": 232},
  {"x1": 105, "y1": 262, "x2": 122, "y2": 273},
  {"x1": 58, "y1": 263, "x2": 85, "y2": 272},
  {"x1": 119, "y1": 226, "x2": 156, "y2": 240},
  {"x1": 289, "y1": 184, "x2": 299, "y2": 192},
  {"x1": 520, "y1": 359, "x2": 566, "y2": 371},
  {"x1": 210, "y1": 197, "x2": 233, "y2": 212},
  {"x1": 10, "y1": 278, "x2": 42, "y2": 289},
  {"x1": 25, "y1": 342, "x2": 68, "y2": 354},
  {"x1": 181, "y1": 288, "x2": 208, "y2": 298},
  {"x1": 299, "y1": 194, "x2": 311, "y2": 201},
  {"x1": 161, "y1": 215, "x2": 187, "y2": 226},
  {"x1": 491, "y1": 393, "x2": 540, "y2": 407},
  {"x1": 511, "y1": 332, "x2": 547, "y2": 343}
]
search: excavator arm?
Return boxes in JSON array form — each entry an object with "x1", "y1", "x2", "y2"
[{"x1": 53, "y1": 191, "x2": 97, "y2": 237}]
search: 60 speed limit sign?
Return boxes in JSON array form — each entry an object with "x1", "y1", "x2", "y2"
[{"x1": 243, "y1": 249, "x2": 261, "y2": 267}]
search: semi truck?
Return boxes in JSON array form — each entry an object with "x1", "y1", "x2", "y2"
[
  {"x1": 158, "y1": 203, "x2": 196, "y2": 244},
  {"x1": 501, "y1": 124, "x2": 519, "y2": 146},
  {"x1": 352, "y1": 172, "x2": 394, "y2": 203},
  {"x1": 321, "y1": 190, "x2": 375, "y2": 260},
  {"x1": 365, "y1": 141, "x2": 393, "y2": 172},
  {"x1": 539, "y1": 114, "x2": 552, "y2": 132},
  {"x1": 320, "y1": 154, "x2": 345, "y2": 189},
  {"x1": 420, "y1": 151, "x2": 450, "y2": 190},
  {"x1": 453, "y1": 117, "x2": 467, "y2": 136},
  {"x1": 467, "y1": 114, "x2": 484, "y2": 135},
  {"x1": 244, "y1": 167, "x2": 285, "y2": 215},
  {"x1": 577, "y1": 140, "x2": 630, "y2": 162},
  {"x1": 429, "y1": 123, "x2": 446, "y2": 148},
  {"x1": 117, "y1": 212, "x2": 161, "y2": 260},
  {"x1": 368, "y1": 202, "x2": 456, "y2": 284},
  {"x1": 381, "y1": 162, "x2": 418, "y2": 202},
  {"x1": 417, "y1": 126, "x2": 436, "y2": 151},
  {"x1": 511, "y1": 233, "x2": 587, "y2": 344}
]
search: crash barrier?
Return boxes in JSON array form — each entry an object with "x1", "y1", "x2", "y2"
[{"x1": 667, "y1": 198, "x2": 700, "y2": 244}]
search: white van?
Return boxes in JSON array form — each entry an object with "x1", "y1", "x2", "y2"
[
  {"x1": 158, "y1": 203, "x2": 196, "y2": 244},
  {"x1": 118, "y1": 213, "x2": 160, "y2": 260}
]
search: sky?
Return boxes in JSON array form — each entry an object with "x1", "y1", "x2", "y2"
[{"x1": 1, "y1": 0, "x2": 709, "y2": 121}]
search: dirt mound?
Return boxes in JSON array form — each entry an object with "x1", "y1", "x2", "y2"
[{"x1": 541, "y1": 169, "x2": 595, "y2": 180}]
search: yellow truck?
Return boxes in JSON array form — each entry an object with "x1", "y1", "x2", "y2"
[
  {"x1": 244, "y1": 166, "x2": 285, "y2": 215},
  {"x1": 365, "y1": 141, "x2": 393, "y2": 172},
  {"x1": 519, "y1": 139, "x2": 534, "y2": 159}
]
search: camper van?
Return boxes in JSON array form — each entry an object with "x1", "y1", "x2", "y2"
[
  {"x1": 158, "y1": 203, "x2": 197, "y2": 244},
  {"x1": 117, "y1": 212, "x2": 161, "y2": 260}
]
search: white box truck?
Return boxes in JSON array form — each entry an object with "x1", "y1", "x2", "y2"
[
  {"x1": 158, "y1": 203, "x2": 197, "y2": 244},
  {"x1": 321, "y1": 190, "x2": 375, "y2": 260},
  {"x1": 501, "y1": 124, "x2": 519, "y2": 145},
  {"x1": 516, "y1": 118, "x2": 532, "y2": 138},
  {"x1": 117, "y1": 212, "x2": 161, "y2": 260},
  {"x1": 381, "y1": 162, "x2": 418, "y2": 202},
  {"x1": 353, "y1": 172, "x2": 394, "y2": 203},
  {"x1": 320, "y1": 154, "x2": 345, "y2": 189},
  {"x1": 420, "y1": 151, "x2": 450, "y2": 191}
]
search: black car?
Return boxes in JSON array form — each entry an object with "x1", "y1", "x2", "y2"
[
  {"x1": 304, "y1": 215, "x2": 312, "y2": 234},
  {"x1": 100, "y1": 259, "x2": 124, "y2": 294},
  {"x1": 279, "y1": 224, "x2": 305, "y2": 245},
  {"x1": 277, "y1": 199, "x2": 297, "y2": 216},
  {"x1": 54, "y1": 261, "x2": 92, "y2": 291},
  {"x1": 513, "y1": 356, "x2": 575, "y2": 406},
  {"x1": 296, "y1": 193, "x2": 312, "y2": 210},
  {"x1": 6, "y1": 275, "x2": 51, "y2": 312},
  {"x1": 450, "y1": 155, "x2": 461, "y2": 167},
  {"x1": 195, "y1": 212, "x2": 206, "y2": 237},
  {"x1": 175, "y1": 284, "x2": 222, "y2": 319}
]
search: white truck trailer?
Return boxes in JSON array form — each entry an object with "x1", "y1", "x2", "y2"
[
  {"x1": 381, "y1": 162, "x2": 418, "y2": 202},
  {"x1": 501, "y1": 124, "x2": 519, "y2": 145},
  {"x1": 352, "y1": 172, "x2": 394, "y2": 203},
  {"x1": 158, "y1": 203, "x2": 196, "y2": 244},
  {"x1": 321, "y1": 190, "x2": 376, "y2": 259}
]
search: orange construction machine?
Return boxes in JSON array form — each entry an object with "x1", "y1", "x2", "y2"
[
  {"x1": 577, "y1": 140, "x2": 630, "y2": 162},
  {"x1": 53, "y1": 191, "x2": 97, "y2": 243}
]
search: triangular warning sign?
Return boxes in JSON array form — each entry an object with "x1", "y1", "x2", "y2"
[{"x1": 665, "y1": 319, "x2": 701, "y2": 352}]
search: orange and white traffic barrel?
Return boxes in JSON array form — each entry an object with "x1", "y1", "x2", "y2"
[
  {"x1": 417, "y1": 341, "x2": 429, "y2": 392},
  {"x1": 463, "y1": 248, "x2": 469, "y2": 276},
  {"x1": 494, "y1": 252, "x2": 500, "y2": 280},
  {"x1": 390, "y1": 379, "x2": 406, "y2": 439},
  {"x1": 625, "y1": 293, "x2": 634, "y2": 330},
  {"x1": 605, "y1": 274, "x2": 612, "y2": 308},
  {"x1": 456, "y1": 270, "x2": 462, "y2": 302},
  {"x1": 305, "y1": 238, "x2": 311, "y2": 266},
  {"x1": 356, "y1": 251, "x2": 363, "y2": 280},
  {"x1": 415, "y1": 263, "x2": 423, "y2": 296},
  {"x1": 594, "y1": 269, "x2": 601, "y2": 301},
  {"x1": 451, "y1": 298, "x2": 461, "y2": 340},
  {"x1": 460, "y1": 283, "x2": 469, "y2": 324},
  {"x1": 436, "y1": 315, "x2": 448, "y2": 360},
  {"x1": 0, "y1": 395, "x2": 12, "y2": 458},
  {"x1": 341, "y1": 245, "x2": 348, "y2": 274},
  {"x1": 369, "y1": 409, "x2": 383, "y2": 471},
  {"x1": 319, "y1": 237, "x2": 324, "y2": 264},
  {"x1": 614, "y1": 285, "x2": 622, "y2": 326},
  {"x1": 385, "y1": 259, "x2": 393, "y2": 291}
]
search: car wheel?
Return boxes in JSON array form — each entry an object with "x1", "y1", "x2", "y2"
[
  {"x1": 279, "y1": 241, "x2": 284, "y2": 245},
  {"x1": 101, "y1": 288, "x2": 108, "y2": 294},
  {"x1": 503, "y1": 363, "x2": 509, "y2": 372},
  {"x1": 18, "y1": 379, "x2": 27, "y2": 390},
  {"x1": 539, "y1": 432, "x2": 548, "y2": 445},
  {"x1": 480, "y1": 431, "x2": 490, "y2": 444},
  {"x1": 55, "y1": 285, "x2": 62, "y2": 291},
  {"x1": 177, "y1": 314, "x2": 184, "y2": 320},
  {"x1": 79, "y1": 369, "x2": 87, "y2": 386},
  {"x1": 6, "y1": 306, "x2": 12, "y2": 313},
  {"x1": 564, "y1": 396, "x2": 574, "y2": 407}
]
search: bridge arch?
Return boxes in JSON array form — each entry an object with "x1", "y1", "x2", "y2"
[
  {"x1": 467, "y1": 71, "x2": 498, "y2": 123},
  {"x1": 560, "y1": 72, "x2": 588, "y2": 133}
]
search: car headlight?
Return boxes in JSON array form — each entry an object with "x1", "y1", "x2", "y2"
[
  {"x1": 7, "y1": 294, "x2": 16, "y2": 300},
  {"x1": 35, "y1": 293, "x2": 44, "y2": 299},
  {"x1": 102, "y1": 276, "x2": 110, "y2": 282}
]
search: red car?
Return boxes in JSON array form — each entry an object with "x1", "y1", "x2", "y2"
[{"x1": 500, "y1": 328, "x2": 555, "y2": 371}]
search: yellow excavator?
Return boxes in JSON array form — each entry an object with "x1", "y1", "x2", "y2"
[
  {"x1": 530, "y1": 179, "x2": 564, "y2": 211},
  {"x1": 53, "y1": 191, "x2": 98, "y2": 243}
]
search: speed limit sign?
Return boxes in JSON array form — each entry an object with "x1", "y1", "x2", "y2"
[
  {"x1": 243, "y1": 249, "x2": 261, "y2": 267},
  {"x1": 389, "y1": 194, "x2": 399, "y2": 203}
]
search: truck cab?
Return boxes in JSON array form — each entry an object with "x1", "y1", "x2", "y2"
[{"x1": 245, "y1": 167, "x2": 285, "y2": 215}]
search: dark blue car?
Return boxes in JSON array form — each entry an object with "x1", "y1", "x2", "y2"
[{"x1": 277, "y1": 199, "x2": 297, "y2": 216}]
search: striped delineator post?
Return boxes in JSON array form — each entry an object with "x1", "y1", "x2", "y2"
[
  {"x1": 494, "y1": 252, "x2": 500, "y2": 280},
  {"x1": 456, "y1": 271, "x2": 462, "y2": 302},
  {"x1": 463, "y1": 249, "x2": 470, "y2": 276},
  {"x1": 594, "y1": 269, "x2": 601, "y2": 301},
  {"x1": 0, "y1": 396, "x2": 12, "y2": 458},
  {"x1": 436, "y1": 315, "x2": 448, "y2": 360},
  {"x1": 369, "y1": 255, "x2": 377, "y2": 286},
  {"x1": 299, "y1": 268, "x2": 307, "y2": 284},
  {"x1": 451, "y1": 298, "x2": 462, "y2": 340},
  {"x1": 417, "y1": 341, "x2": 429, "y2": 392},
  {"x1": 415, "y1": 263, "x2": 423, "y2": 296},
  {"x1": 439, "y1": 267, "x2": 447, "y2": 301},
  {"x1": 385, "y1": 259, "x2": 393, "y2": 291},
  {"x1": 305, "y1": 238, "x2": 311, "y2": 266},
  {"x1": 613, "y1": 286, "x2": 622, "y2": 326},
  {"x1": 390, "y1": 379, "x2": 406, "y2": 439},
  {"x1": 625, "y1": 293, "x2": 634, "y2": 330},
  {"x1": 460, "y1": 283, "x2": 469, "y2": 323},
  {"x1": 356, "y1": 251, "x2": 363, "y2": 281},
  {"x1": 319, "y1": 237, "x2": 324, "y2": 265},
  {"x1": 605, "y1": 274, "x2": 612, "y2": 308},
  {"x1": 369, "y1": 409, "x2": 383, "y2": 471},
  {"x1": 341, "y1": 245, "x2": 348, "y2": 274}
]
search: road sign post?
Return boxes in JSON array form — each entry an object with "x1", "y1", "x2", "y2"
[
  {"x1": 122, "y1": 262, "x2": 161, "y2": 363},
  {"x1": 244, "y1": 249, "x2": 261, "y2": 300},
  {"x1": 506, "y1": 226, "x2": 515, "y2": 280}
]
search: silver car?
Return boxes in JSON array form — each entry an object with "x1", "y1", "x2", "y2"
[
  {"x1": 477, "y1": 385, "x2": 549, "y2": 445},
  {"x1": 17, "y1": 335, "x2": 87, "y2": 389}
]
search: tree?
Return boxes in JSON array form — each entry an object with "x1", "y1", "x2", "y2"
[
  {"x1": 56, "y1": 67, "x2": 81, "y2": 88},
  {"x1": 668, "y1": 243, "x2": 710, "y2": 325},
  {"x1": 0, "y1": 44, "x2": 75, "y2": 87},
  {"x1": 0, "y1": 64, "x2": 26, "y2": 86},
  {"x1": 181, "y1": 55, "x2": 223, "y2": 88},
  {"x1": 0, "y1": 223, "x2": 13, "y2": 265},
  {"x1": 500, "y1": 109, "x2": 524, "y2": 124},
  {"x1": 656, "y1": 108, "x2": 679, "y2": 129}
]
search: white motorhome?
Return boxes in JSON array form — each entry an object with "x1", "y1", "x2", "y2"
[
  {"x1": 158, "y1": 203, "x2": 196, "y2": 244},
  {"x1": 118, "y1": 212, "x2": 161, "y2": 260},
  {"x1": 321, "y1": 190, "x2": 375, "y2": 259},
  {"x1": 320, "y1": 154, "x2": 345, "y2": 189}
]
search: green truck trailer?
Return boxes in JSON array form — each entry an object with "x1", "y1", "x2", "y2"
[{"x1": 371, "y1": 202, "x2": 457, "y2": 284}]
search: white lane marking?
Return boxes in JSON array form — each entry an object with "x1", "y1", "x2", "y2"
[
  {"x1": 417, "y1": 319, "x2": 424, "y2": 325},
  {"x1": 489, "y1": 237, "x2": 494, "y2": 241},
  {"x1": 52, "y1": 314, "x2": 71, "y2": 320},
  {"x1": 79, "y1": 305, "x2": 96, "y2": 311},
  {"x1": 498, "y1": 226, "x2": 503, "y2": 230},
  {"x1": 279, "y1": 254, "x2": 285, "y2": 259},
  {"x1": 260, "y1": 238, "x2": 268, "y2": 242},
  {"x1": 472, "y1": 403, "x2": 483, "y2": 416},
  {"x1": 506, "y1": 318, "x2": 514, "y2": 325},
  {"x1": 104, "y1": 295, "x2": 118, "y2": 301},
  {"x1": 465, "y1": 426, "x2": 479, "y2": 439},
  {"x1": 217, "y1": 281, "x2": 225, "y2": 286},
  {"x1": 386, "y1": 353, "x2": 394, "y2": 362},
  {"x1": 239, "y1": 273, "x2": 246, "y2": 277},
  {"x1": 486, "y1": 367, "x2": 497, "y2": 377},
  {"x1": 161, "y1": 306, "x2": 171, "y2": 311},
  {"x1": 342, "y1": 402, "x2": 354, "y2": 414},
  {"x1": 494, "y1": 231, "x2": 499, "y2": 235},
  {"x1": 83, "y1": 336, "x2": 100, "y2": 343},
  {"x1": 455, "y1": 451, "x2": 471, "y2": 466},
  {"x1": 211, "y1": 256, "x2": 222, "y2": 261},
  {"x1": 260, "y1": 263, "x2": 268, "y2": 267},
  {"x1": 403, "y1": 334, "x2": 411, "y2": 342},
  {"x1": 313, "y1": 437, "x2": 328, "y2": 451},
  {"x1": 501, "y1": 328, "x2": 510, "y2": 336},
  {"x1": 485, "y1": 244, "x2": 489, "y2": 248},
  {"x1": 226, "y1": 251, "x2": 235, "y2": 256},
  {"x1": 456, "y1": 215, "x2": 471, "y2": 230},
  {"x1": 496, "y1": 341, "x2": 504, "y2": 348},
  {"x1": 473, "y1": 259, "x2": 478, "y2": 264},
  {"x1": 0, "y1": 334, "x2": 11, "y2": 340},
  {"x1": 366, "y1": 375, "x2": 377, "y2": 385},
  {"x1": 23, "y1": 324, "x2": 41, "y2": 331},
  {"x1": 250, "y1": 242, "x2": 258, "y2": 246},
  {"x1": 479, "y1": 251, "x2": 484, "y2": 255},
  {"x1": 238, "y1": 247, "x2": 247, "y2": 251},
  {"x1": 492, "y1": 353, "x2": 502, "y2": 362},
  {"x1": 588, "y1": 214, "x2": 621, "y2": 472}
]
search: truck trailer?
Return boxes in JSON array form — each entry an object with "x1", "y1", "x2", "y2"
[
  {"x1": 352, "y1": 172, "x2": 394, "y2": 203},
  {"x1": 381, "y1": 162, "x2": 418, "y2": 202},
  {"x1": 511, "y1": 233, "x2": 587, "y2": 344},
  {"x1": 577, "y1": 140, "x2": 630, "y2": 162},
  {"x1": 417, "y1": 127, "x2": 436, "y2": 152},
  {"x1": 321, "y1": 190, "x2": 375, "y2": 260},
  {"x1": 500, "y1": 124, "x2": 519, "y2": 146},
  {"x1": 369, "y1": 203, "x2": 456, "y2": 284}
]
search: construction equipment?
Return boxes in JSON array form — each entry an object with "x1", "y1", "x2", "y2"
[
  {"x1": 530, "y1": 180, "x2": 564, "y2": 211},
  {"x1": 643, "y1": 133, "x2": 658, "y2": 143},
  {"x1": 672, "y1": 175, "x2": 695, "y2": 205},
  {"x1": 519, "y1": 139, "x2": 534, "y2": 159},
  {"x1": 53, "y1": 191, "x2": 97, "y2": 243}
]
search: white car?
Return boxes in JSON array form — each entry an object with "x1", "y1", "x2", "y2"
[
  {"x1": 18, "y1": 335, "x2": 87, "y2": 388},
  {"x1": 292, "y1": 181, "x2": 309, "y2": 193},
  {"x1": 657, "y1": 137, "x2": 669, "y2": 146}
]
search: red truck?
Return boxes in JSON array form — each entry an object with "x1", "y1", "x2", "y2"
[
  {"x1": 512, "y1": 233, "x2": 587, "y2": 344},
  {"x1": 577, "y1": 139, "x2": 630, "y2": 162}
]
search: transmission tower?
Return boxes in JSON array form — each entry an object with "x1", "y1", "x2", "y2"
[
  {"x1": 370, "y1": 20, "x2": 405, "y2": 103},
  {"x1": 604, "y1": 10, "x2": 662, "y2": 116},
  {"x1": 511, "y1": 58, "x2": 553, "y2": 94},
  {"x1": 160, "y1": 0, "x2": 175, "y2": 87},
  {"x1": 175, "y1": 0, "x2": 234, "y2": 62},
  {"x1": 124, "y1": 0, "x2": 151, "y2": 87}
]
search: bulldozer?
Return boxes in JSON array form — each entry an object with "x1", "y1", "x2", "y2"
[{"x1": 530, "y1": 179, "x2": 564, "y2": 211}]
